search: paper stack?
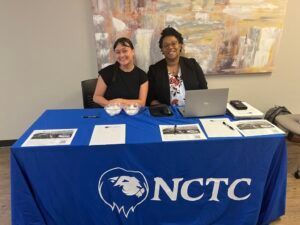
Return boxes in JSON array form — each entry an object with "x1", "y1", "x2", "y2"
[{"x1": 227, "y1": 102, "x2": 264, "y2": 119}]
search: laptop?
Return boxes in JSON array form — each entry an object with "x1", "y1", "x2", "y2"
[{"x1": 179, "y1": 88, "x2": 229, "y2": 117}]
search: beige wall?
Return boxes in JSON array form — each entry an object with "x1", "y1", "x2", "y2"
[{"x1": 0, "y1": 0, "x2": 299, "y2": 140}]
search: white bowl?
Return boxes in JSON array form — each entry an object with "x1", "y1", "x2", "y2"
[
  {"x1": 104, "y1": 103, "x2": 122, "y2": 116},
  {"x1": 124, "y1": 103, "x2": 140, "y2": 116}
]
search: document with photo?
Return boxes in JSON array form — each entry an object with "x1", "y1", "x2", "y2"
[
  {"x1": 89, "y1": 124, "x2": 126, "y2": 145},
  {"x1": 159, "y1": 124, "x2": 206, "y2": 142},
  {"x1": 230, "y1": 119, "x2": 285, "y2": 137},
  {"x1": 22, "y1": 129, "x2": 77, "y2": 147},
  {"x1": 200, "y1": 118, "x2": 242, "y2": 138}
]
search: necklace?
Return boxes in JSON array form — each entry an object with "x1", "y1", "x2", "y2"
[{"x1": 167, "y1": 64, "x2": 179, "y2": 78}]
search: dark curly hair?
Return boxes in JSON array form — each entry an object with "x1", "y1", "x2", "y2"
[
  {"x1": 113, "y1": 37, "x2": 134, "y2": 50},
  {"x1": 159, "y1": 27, "x2": 184, "y2": 49}
]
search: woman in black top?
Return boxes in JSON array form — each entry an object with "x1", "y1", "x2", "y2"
[
  {"x1": 93, "y1": 37, "x2": 148, "y2": 107},
  {"x1": 147, "y1": 27, "x2": 207, "y2": 106}
]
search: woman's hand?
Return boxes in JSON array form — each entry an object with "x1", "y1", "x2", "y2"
[{"x1": 108, "y1": 98, "x2": 124, "y2": 106}]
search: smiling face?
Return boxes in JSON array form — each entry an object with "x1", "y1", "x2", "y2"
[
  {"x1": 161, "y1": 35, "x2": 182, "y2": 61},
  {"x1": 114, "y1": 43, "x2": 134, "y2": 68}
]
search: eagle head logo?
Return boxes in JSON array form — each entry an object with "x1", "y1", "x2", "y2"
[{"x1": 98, "y1": 167, "x2": 149, "y2": 218}]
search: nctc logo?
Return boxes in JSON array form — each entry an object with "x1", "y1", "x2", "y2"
[
  {"x1": 98, "y1": 167, "x2": 252, "y2": 218},
  {"x1": 98, "y1": 167, "x2": 149, "y2": 218}
]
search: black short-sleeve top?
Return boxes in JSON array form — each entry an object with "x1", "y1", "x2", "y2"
[{"x1": 98, "y1": 64, "x2": 148, "y2": 100}]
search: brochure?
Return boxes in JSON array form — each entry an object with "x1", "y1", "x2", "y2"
[
  {"x1": 22, "y1": 129, "x2": 77, "y2": 147},
  {"x1": 159, "y1": 124, "x2": 206, "y2": 142},
  {"x1": 230, "y1": 119, "x2": 285, "y2": 137}
]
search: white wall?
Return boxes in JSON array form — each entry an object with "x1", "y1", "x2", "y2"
[
  {"x1": 0, "y1": 0, "x2": 98, "y2": 139},
  {"x1": 0, "y1": 0, "x2": 299, "y2": 140}
]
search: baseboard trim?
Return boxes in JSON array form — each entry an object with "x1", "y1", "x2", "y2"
[{"x1": 0, "y1": 140, "x2": 17, "y2": 147}]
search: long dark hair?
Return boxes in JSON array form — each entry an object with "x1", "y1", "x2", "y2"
[{"x1": 112, "y1": 37, "x2": 134, "y2": 82}]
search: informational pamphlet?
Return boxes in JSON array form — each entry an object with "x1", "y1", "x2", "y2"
[
  {"x1": 89, "y1": 124, "x2": 126, "y2": 145},
  {"x1": 230, "y1": 119, "x2": 285, "y2": 137},
  {"x1": 159, "y1": 124, "x2": 206, "y2": 142},
  {"x1": 22, "y1": 129, "x2": 77, "y2": 147},
  {"x1": 200, "y1": 118, "x2": 242, "y2": 138}
]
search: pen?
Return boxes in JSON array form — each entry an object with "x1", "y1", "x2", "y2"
[
  {"x1": 82, "y1": 115, "x2": 99, "y2": 118},
  {"x1": 222, "y1": 121, "x2": 234, "y2": 130},
  {"x1": 173, "y1": 125, "x2": 177, "y2": 134}
]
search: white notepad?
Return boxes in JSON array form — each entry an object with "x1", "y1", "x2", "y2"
[
  {"x1": 89, "y1": 124, "x2": 126, "y2": 145},
  {"x1": 200, "y1": 118, "x2": 242, "y2": 138}
]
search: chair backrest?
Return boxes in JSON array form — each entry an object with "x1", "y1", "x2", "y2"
[{"x1": 81, "y1": 78, "x2": 101, "y2": 108}]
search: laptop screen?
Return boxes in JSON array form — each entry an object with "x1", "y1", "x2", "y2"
[{"x1": 179, "y1": 88, "x2": 229, "y2": 117}]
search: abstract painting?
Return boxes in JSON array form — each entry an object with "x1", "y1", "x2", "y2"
[{"x1": 90, "y1": 0, "x2": 288, "y2": 75}]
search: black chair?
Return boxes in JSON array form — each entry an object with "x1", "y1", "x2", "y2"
[{"x1": 81, "y1": 78, "x2": 101, "y2": 108}]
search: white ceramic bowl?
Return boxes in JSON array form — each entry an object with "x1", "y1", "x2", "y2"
[
  {"x1": 123, "y1": 103, "x2": 140, "y2": 116},
  {"x1": 104, "y1": 103, "x2": 122, "y2": 116}
]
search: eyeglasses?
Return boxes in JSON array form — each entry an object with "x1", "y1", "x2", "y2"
[{"x1": 162, "y1": 41, "x2": 179, "y2": 49}]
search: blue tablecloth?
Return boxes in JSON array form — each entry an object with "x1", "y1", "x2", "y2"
[{"x1": 11, "y1": 108, "x2": 287, "y2": 225}]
